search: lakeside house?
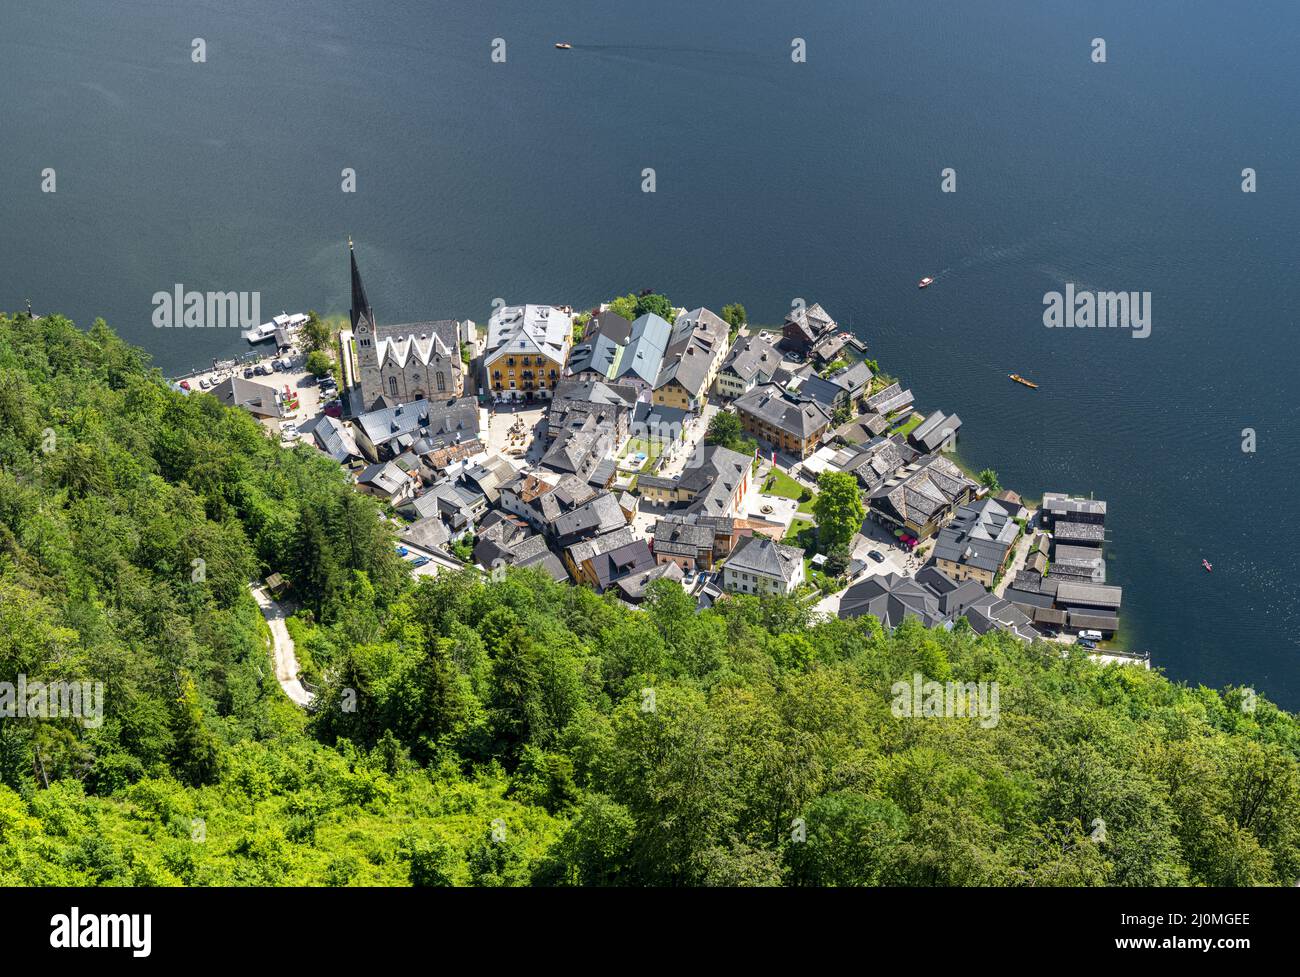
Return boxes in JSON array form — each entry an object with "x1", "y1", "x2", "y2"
[
  {"x1": 652, "y1": 308, "x2": 730, "y2": 412},
  {"x1": 825, "y1": 361, "x2": 873, "y2": 405},
  {"x1": 931, "y1": 497, "x2": 1019, "y2": 588},
  {"x1": 609, "y1": 312, "x2": 673, "y2": 400},
  {"x1": 864, "y1": 382, "x2": 915, "y2": 418},
  {"x1": 715, "y1": 332, "x2": 782, "y2": 399},
  {"x1": 565, "y1": 310, "x2": 633, "y2": 381},
  {"x1": 868, "y1": 453, "x2": 979, "y2": 541},
  {"x1": 484, "y1": 304, "x2": 574, "y2": 402},
  {"x1": 733, "y1": 383, "x2": 832, "y2": 459},
  {"x1": 780, "y1": 302, "x2": 862, "y2": 364},
  {"x1": 908, "y1": 409, "x2": 963, "y2": 454},
  {"x1": 832, "y1": 413, "x2": 889, "y2": 447}
]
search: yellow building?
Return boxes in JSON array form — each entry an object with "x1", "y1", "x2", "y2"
[{"x1": 484, "y1": 304, "x2": 573, "y2": 401}]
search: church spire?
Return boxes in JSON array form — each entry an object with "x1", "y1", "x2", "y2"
[{"x1": 349, "y1": 238, "x2": 374, "y2": 332}]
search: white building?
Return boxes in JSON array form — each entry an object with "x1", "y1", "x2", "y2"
[{"x1": 721, "y1": 536, "x2": 806, "y2": 596}]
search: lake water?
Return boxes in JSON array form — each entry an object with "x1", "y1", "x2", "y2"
[{"x1": 3, "y1": 0, "x2": 1298, "y2": 707}]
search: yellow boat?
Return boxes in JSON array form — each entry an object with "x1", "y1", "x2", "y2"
[{"x1": 1009, "y1": 373, "x2": 1038, "y2": 389}]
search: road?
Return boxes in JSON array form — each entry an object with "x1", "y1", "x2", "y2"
[{"x1": 250, "y1": 584, "x2": 314, "y2": 707}]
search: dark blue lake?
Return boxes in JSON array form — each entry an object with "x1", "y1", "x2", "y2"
[{"x1": 3, "y1": 0, "x2": 1298, "y2": 706}]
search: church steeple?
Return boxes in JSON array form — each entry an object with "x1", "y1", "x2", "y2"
[{"x1": 349, "y1": 238, "x2": 374, "y2": 332}]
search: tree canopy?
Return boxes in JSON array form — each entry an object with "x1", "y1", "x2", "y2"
[
  {"x1": 0, "y1": 311, "x2": 1298, "y2": 887},
  {"x1": 811, "y1": 471, "x2": 865, "y2": 554}
]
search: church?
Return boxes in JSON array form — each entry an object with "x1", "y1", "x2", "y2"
[{"x1": 347, "y1": 241, "x2": 466, "y2": 410}]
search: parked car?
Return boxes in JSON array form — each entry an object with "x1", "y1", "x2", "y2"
[
  {"x1": 410, "y1": 556, "x2": 430, "y2": 568},
  {"x1": 243, "y1": 368, "x2": 255, "y2": 379},
  {"x1": 271, "y1": 359, "x2": 285, "y2": 372},
  {"x1": 198, "y1": 377, "x2": 211, "y2": 390},
  {"x1": 255, "y1": 363, "x2": 272, "y2": 376},
  {"x1": 178, "y1": 380, "x2": 191, "y2": 391},
  {"x1": 323, "y1": 402, "x2": 343, "y2": 419},
  {"x1": 868, "y1": 549, "x2": 885, "y2": 563},
  {"x1": 1078, "y1": 638, "x2": 1098, "y2": 650},
  {"x1": 1078, "y1": 629, "x2": 1104, "y2": 642},
  {"x1": 395, "y1": 545, "x2": 409, "y2": 557}
]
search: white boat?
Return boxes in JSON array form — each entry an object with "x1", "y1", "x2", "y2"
[{"x1": 243, "y1": 322, "x2": 278, "y2": 344}]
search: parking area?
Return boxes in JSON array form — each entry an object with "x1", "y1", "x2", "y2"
[{"x1": 172, "y1": 334, "x2": 340, "y2": 449}]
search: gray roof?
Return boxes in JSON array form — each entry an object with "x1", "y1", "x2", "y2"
[
  {"x1": 839, "y1": 572, "x2": 949, "y2": 630},
  {"x1": 310, "y1": 414, "x2": 359, "y2": 462},
  {"x1": 725, "y1": 535, "x2": 804, "y2": 583},
  {"x1": 871, "y1": 454, "x2": 977, "y2": 527},
  {"x1": 1054, "y1": 521, "x2": 1106, "y2": 544},
  {"x1": 864, "y1": 382, "x2": 914, "y2": 416},
  {"x1": 827, "y1": 361, "x2": 873, "y2": 394},
  {"x1": 1054, "y1": 580, "x2": 1123, "y2": 610},
  {"x1": 932, "y1": 498, "x2": 1018, "y2": 574},
  {"x1": 652, "y1": 517, "x2": 714, "y2": 557},
  {"x1": 212, "y1": 376, "x2": 281, "y2": 417},
  {"x1": 372, "y1": 320, "x2": 460, "y2": 372},
  {"x1": 462, "y1": 453, "x2": 518, "y2": 504},
  {"x1": 549, "y1": 378, "x2": 638, "y2": 425},
  {"x1": 655, "y1": 342, "x2": 714, "y2": 399},
  {"x1": 356, "y1": 397, "x2": 479, "y2": 452},
  {"x1": 357, "y1": 461, "x2": 409, "y2": 497},
  {"x1": 682, "y1": 445, "x2": 752, "y2": 517},
  {"x1": 788, "y1": 373, "x2": 844, "y2": 411},
  {"x1": 402, "y1": 517, "x2": 452, "y2": 551},
  {"x1": 909, "y1": 410, "x2": 963, "y2": 453},
  {"x1": 655, "y1": 308, "x2": 728, "y2": 398},
  {"x1": 614, "y1": 561, "x2": 684, "y2": 603},
  {"x1": 1043, "y1": 493, "x2": 1108, "y2": 520},
  {"x1": 959, "y1": 592, "x2": 1040, "y2": 641},
  {"x1": 552, "y1": 492, "x2": 627, "y2": 543},
  {"x1": 720, "y1": 333, "x2": 781, "y2": 384},
  {"x1": 833, "y1": 413, "x2": 889, "y2": 445},
  {"x1": 566, "y1": 526, "x2": 638, "y2": 567},
  {"x1": 567, "y1": 310, "x2": 633, "y2": 377},
  {"x1": 843, "y1": 436, "x2": 915, "y2": 491},
  {"x1": 485, "y1": 304, "x2": 571, "y2": 364},
  {"x1": 1005, "y1": 587, "x2": 1056, "y2": 611},
  {"x1": 783, "y1": 302, "x2": 837, "y2": 344},
  {"x1": 734, "y1": 384, "x2": 832, "y2": 440},
  {"x1": 612, "y1": 313, "x2": 673, "y2": 386}
]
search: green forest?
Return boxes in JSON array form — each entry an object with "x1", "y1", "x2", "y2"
[{"x1": 1, "y1": 312, "x2": 1298, "y2": 886}]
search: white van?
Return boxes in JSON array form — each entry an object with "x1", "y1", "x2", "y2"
[{"x1": 1077, "y1": 629, "x2": 1103, "y2": 642}]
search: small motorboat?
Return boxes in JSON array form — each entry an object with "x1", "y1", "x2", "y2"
[
  {"x1": 1009, "y1": 373, "x2": 1039, "y2": 389},
  {"x1": 918, "y1": 276, "x2": 934, "y2": 289},
  {"x1": 1202, "y1": 559, "x2": 1213, "y2": 572},
  {"x1": 555, "y1": 42, "x2": 572, "y2": 49}
]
